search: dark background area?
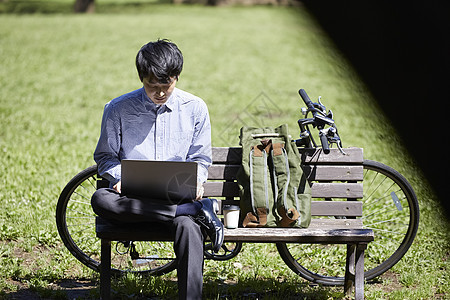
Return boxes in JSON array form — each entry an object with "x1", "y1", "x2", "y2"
[{"x1": 302, "y1": 0, "x2": 450, "y2": 218}]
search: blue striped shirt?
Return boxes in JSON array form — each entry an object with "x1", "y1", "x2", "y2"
[{"x1": 94, "y1": 87, "x2": 212, "y2": 185}]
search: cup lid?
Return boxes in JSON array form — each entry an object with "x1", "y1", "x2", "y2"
[{"x1": 223, "y1": 204, "x2": 240, "y2": 210}]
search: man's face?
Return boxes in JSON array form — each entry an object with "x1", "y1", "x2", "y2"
[{"x1": 142, "y1": 76, "x2": 177, "y2": 105}]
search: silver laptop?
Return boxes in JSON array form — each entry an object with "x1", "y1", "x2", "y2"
[{"x1": 121, "y1": 160, "x2": 198, "y2": 203}]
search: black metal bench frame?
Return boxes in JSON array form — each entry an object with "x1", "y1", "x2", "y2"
[{"x1": 96, "y1": 147, "x2": 374, "y2": 300}]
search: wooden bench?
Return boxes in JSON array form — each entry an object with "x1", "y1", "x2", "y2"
[{"x1": 96, "y1": 147, "x2": 374, "y2": 299}]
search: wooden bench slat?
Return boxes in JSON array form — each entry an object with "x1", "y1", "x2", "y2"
[
  {"x1": 310, "y1": 182, "x2": 364, "y2": 198},
  {"x1": 96, "y1": 218, "x2": 372, "y2": 243},
  {"x1": 302, "y1": 165, "x2": 364, "y2": 181},
  {"x1": 204, "y1": 182, "x2": 363, "y2": 199},
  {"x1": 97, "y1": 228, "x2": 373, "y2": 244},
  {"x1": 207, "y1": 164, "x2": 240, "y2": 180},
  {"x1": 222, "y1": 228, "x2": 373, "y2": 243},
  {"x1": 96, "y1": 218, "x2": 364, "y2": 231},
  {"x1": 308, "y1": 218, "x2": 363, "y2": 229},
  {"x1": 311, "y1": 201, "x2": 362, "y2": 216},
  {"x1": 204, "y1": 182, "x2": 239, "y2": 197},
  {"x1": 217, "y1": 200, "x2": 362, "y2": 217},
  {"x1": 208, "y1": 164, "x2": 364, "y2": 181},
  {"x1": 212, "y1": 147, "x2": 363, "y2": 165},
  {"x1": 211, "y1": 147, "x2": 242, "y2": 164},
  {"x1": 299, "y1": 148, "x2": 363, "y2": 165},
  {"x1": 216, "y1": 200, "x2": 362, "y2": 217}
]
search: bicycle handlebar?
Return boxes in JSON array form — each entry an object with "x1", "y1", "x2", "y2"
[
  {"x1": 298, "y1": 89, "x2": 330, "y2": 152},
  {"x1": 319, "y1": 131, "x2": 330, "y2": 153},
  {"x1": 298, "y1": 89, "x2": 314, "y2": 111}
]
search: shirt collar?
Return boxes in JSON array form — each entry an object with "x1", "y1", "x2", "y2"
[{"x1": 140, "y1": 87, "x2": 176, "y2": 112}]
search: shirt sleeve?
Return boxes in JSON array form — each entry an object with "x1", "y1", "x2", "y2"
[
  {"x1": 93, "y1": 102, "x2": 122, "y2": 185},
  {"x1": 187, "y1": 100, "x2": 212, "y2": 183}
]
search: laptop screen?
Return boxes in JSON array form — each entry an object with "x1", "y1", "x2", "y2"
[{"x1": 121, "y1": 160, "x2": 198, "y2": 203}]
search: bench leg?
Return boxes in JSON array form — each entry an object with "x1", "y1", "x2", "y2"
[
  {"x1": 354, "y1": 243, "x2": 367, "y2": 300},
  {"x1": 100, "y1": 239, "x2": 111, "y2": 300},
  {"x1": 344, "y1": 243, "x2": 367, "y2": 300},
  {"x1": 344, "y1": 244, "x2": 356, "y2": 296}
]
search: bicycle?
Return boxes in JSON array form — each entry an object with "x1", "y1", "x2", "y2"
[
  {"x1": 275, "y1": 89, "x2": 419, "y2": 285},
  {"x1": 56, "y1": 88, "x2": 419, "y2": 285}
]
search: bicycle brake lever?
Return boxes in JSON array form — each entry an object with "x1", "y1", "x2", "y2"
[
  {"x1": 327, "y1": 109, "x2": 333, "y2": 120},
  {"x1": 329, "y1": 128, "x2": 347, "y2": 155},
  {"x1": 324, "y1": 127, "x2": 347, "y2": 155},
  {"x1": 336, "y1": 142, "x2": 347, "y2": 155},
  {"x1": 315, "y1": 114, "x2": 335, "y2": 126},
  {"x1": 317, "y1": 97, "x2": 327, "y2": 114}
]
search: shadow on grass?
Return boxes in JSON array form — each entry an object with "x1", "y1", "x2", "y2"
[
  {"x1": 1, "y1": 268, "x2": 345, "y2": 299},
  {"x1": 0, "y1": 0, "x2": 172, "y2": 14},
  {"x1": 2, "y1": 278, "x2": 97, "y2": 299},
  {"x1": 205, "y1": 277, "x2": 345, "y2": 299},
  {"x1": 2, "y1": 275, "x2": 347, "y2": 299},
  {"x1": 1, "y1": 0, "x2": 74, "y2": 14},
  {"x1": 111, "y1": 275, "x2": 344, "y2": 299}
]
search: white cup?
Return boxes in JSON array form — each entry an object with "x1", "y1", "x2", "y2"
[{"x1": 223, "y1": 205, "x2": 240, "y2": 229}]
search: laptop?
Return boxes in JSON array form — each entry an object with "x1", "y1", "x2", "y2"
[{"x1": 121, "y1": 160, "x2": 198, "y2": 203}]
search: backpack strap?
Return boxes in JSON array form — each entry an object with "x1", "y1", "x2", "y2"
[
  {"x1": 278, "y1": 206, "x2": 300, "y2": 227},
  {"x1": 272, "y1": 141, "x2": 300, "y2": 227},
  {"x1": 242, "y1": 207, "x2": 268, "y2": 228},
  {"x1": 245, "y1": 140, "x2": 272, "y2": 227}
]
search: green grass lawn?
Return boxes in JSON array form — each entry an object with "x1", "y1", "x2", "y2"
[{"x1": 1, "y1": 2, "x2": 449, "y2": 299}]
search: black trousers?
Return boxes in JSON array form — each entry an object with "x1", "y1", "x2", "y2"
[{"x1": 91, "y1": 188, "x2": 204, "y2": 300}]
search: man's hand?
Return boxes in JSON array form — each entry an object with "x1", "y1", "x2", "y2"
[
  {"x1": 196, "y1": 181, "x2": 204, "y2": 200},
  {"x1": 113, "y1": 180, "x2": 122, "y2": 194}
]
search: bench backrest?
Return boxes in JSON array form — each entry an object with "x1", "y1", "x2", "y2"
[
  {"x1": 205, "y1": 147, "x2": 364, "y2": 228},
  {"x1": 97, "y1": 147, "x2": 364, "y2": 228}
]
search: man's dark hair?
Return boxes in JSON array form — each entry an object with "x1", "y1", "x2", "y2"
[{"x1": 136, "y1": 39, "x2": 183, "y2": 83}]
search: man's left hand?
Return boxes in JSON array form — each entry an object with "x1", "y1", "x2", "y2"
[{"x1": 196, "y1": 182, "x2": 204, "y2": 200}]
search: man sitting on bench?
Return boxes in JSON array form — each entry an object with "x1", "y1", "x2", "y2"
[{"x1": 91, "y1": 39, "x2": 224, "y2": 300}]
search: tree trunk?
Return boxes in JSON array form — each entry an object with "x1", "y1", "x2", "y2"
[{"x1": 74, "y1": 0, "x2": 95, "y2": 13}]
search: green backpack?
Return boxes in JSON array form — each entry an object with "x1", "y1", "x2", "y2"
[{"x1": 237, "y1": 124, "x2": 311, "y2": 228}]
